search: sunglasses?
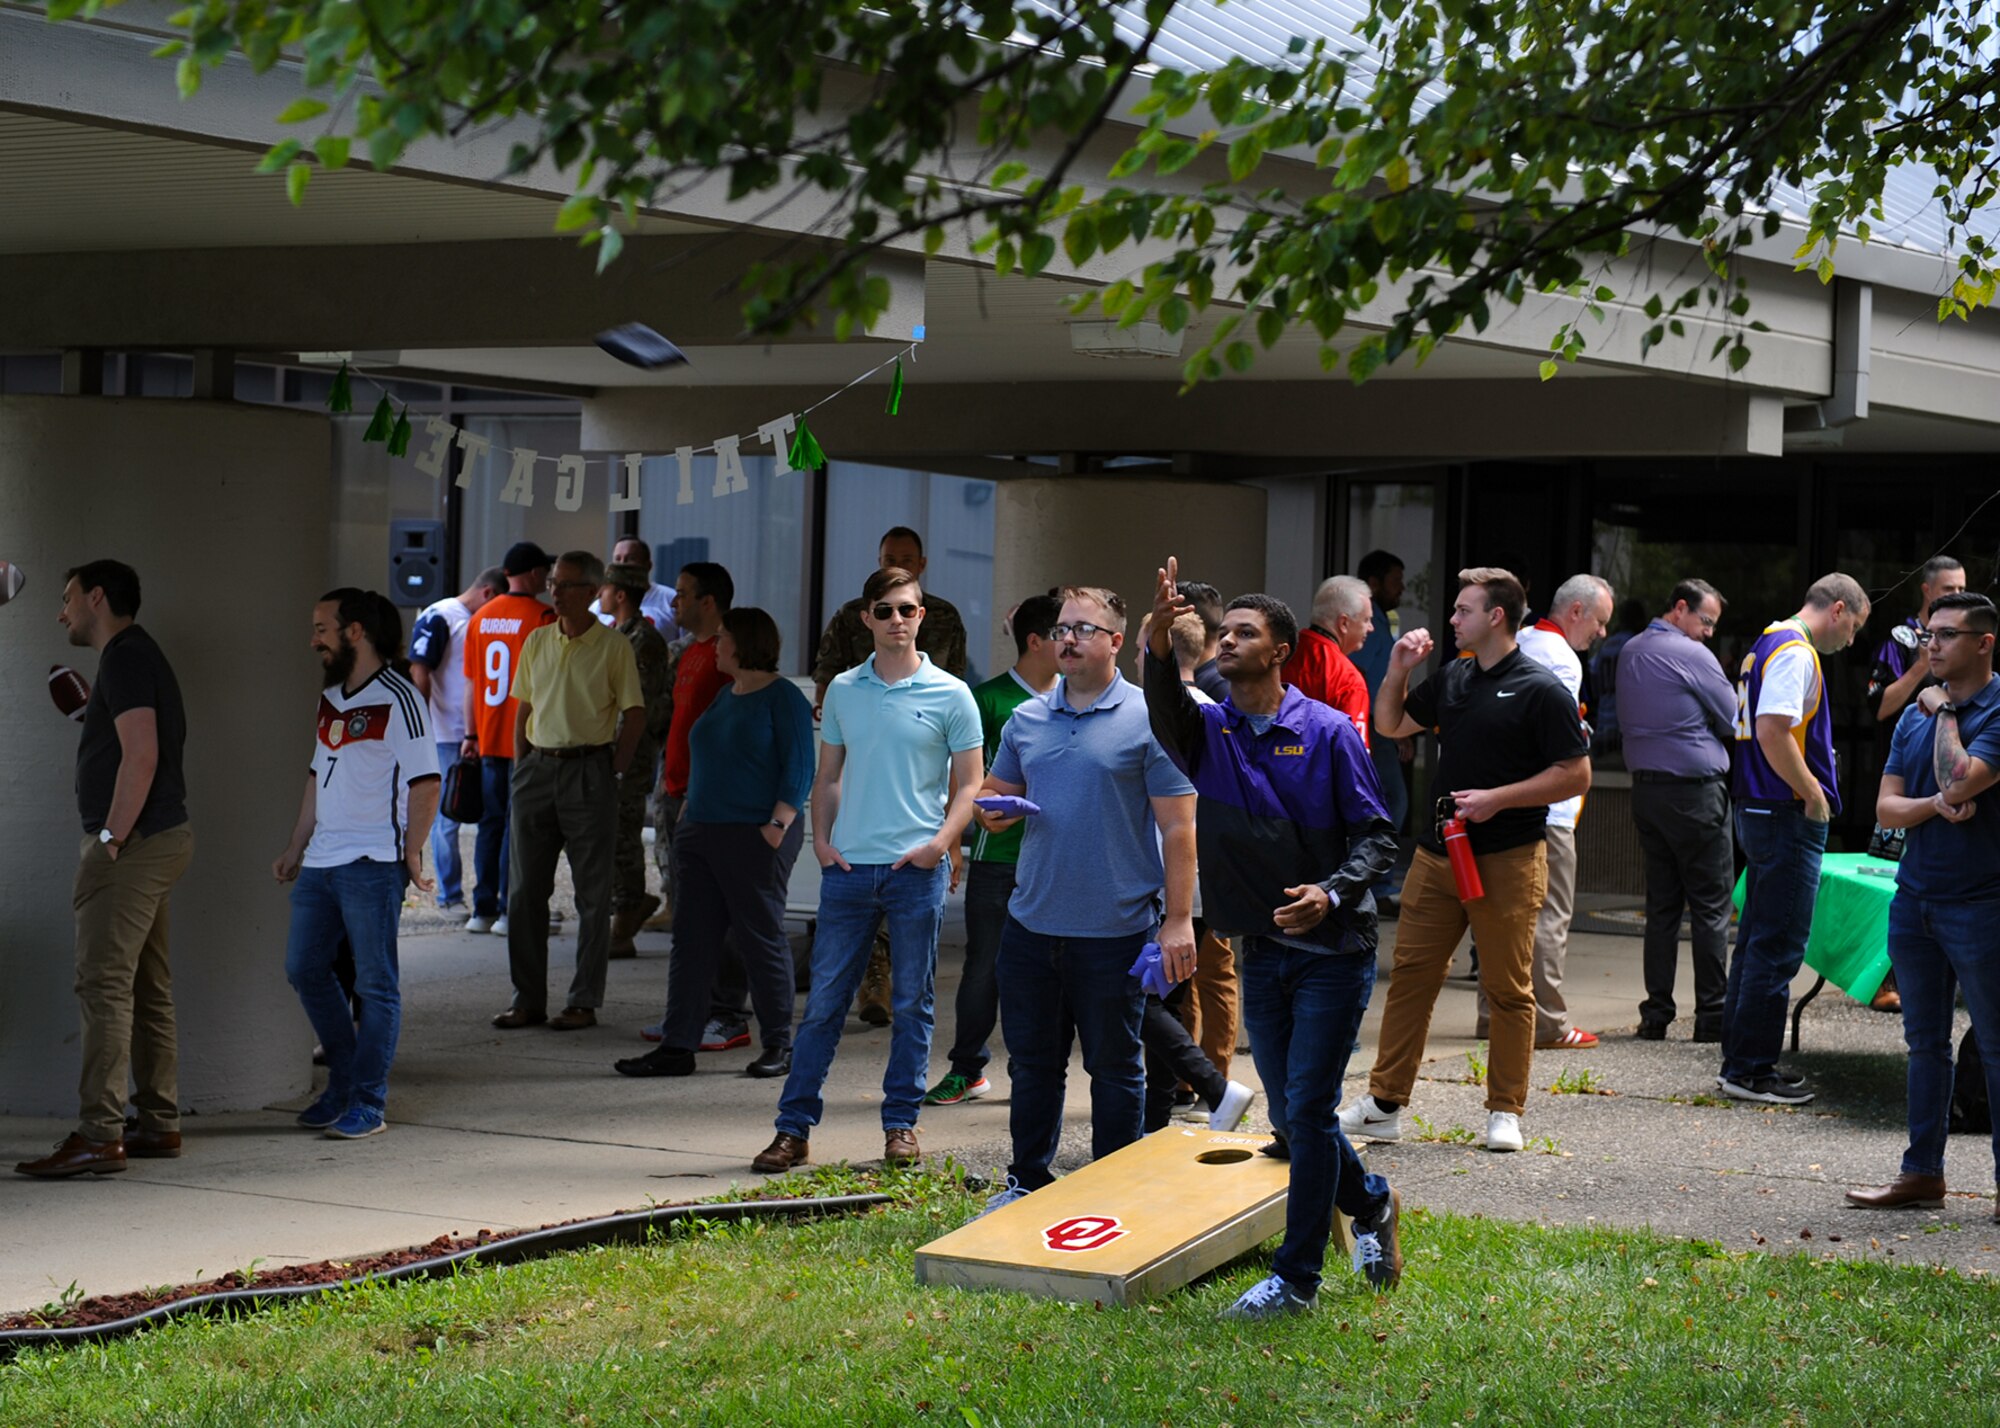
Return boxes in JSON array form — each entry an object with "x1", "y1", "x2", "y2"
[{"x1": 872, "y1": 602, "x2": 922, "y2": 620}]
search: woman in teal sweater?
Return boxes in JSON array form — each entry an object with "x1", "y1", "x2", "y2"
[{"x1": 617, "y1": 607, "x2": 815, "y2": 1079}]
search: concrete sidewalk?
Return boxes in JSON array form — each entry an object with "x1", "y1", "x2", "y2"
[{"x1": 3, "y1": 900, "x2": 1993, "y2": 1314}]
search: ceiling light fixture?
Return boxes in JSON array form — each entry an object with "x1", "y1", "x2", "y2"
[{"x1": 1068, "y1": 320, "x2": 1183, "y2": 360}]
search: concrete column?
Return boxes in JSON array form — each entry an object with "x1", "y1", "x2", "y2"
[
  {"x1": 989, "y1": 478, "x2": 1268, "y2": 676},
  {"x1": 0, "y1": 396, "x2": 332, "y2": 1117}
]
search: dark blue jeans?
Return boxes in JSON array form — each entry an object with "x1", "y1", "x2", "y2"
[
  {"x1": 1240, "y1": 936, "x2": 1391, "y2": 1299},
  {"x1": 430, "y1": 741, "x2": 466, "y2": 907},
  {"x1": 285, "y1": 860, "x2": 405, "y2": 1114},
  {"x1": 995, "y1": 916, "x2": 1147, "y2": 1190},
  {"x1": 946, "y1": 860, "x2": 1015, "y2": 1078},
  {"x1": 1722, "y1": 802, "x2": 1828, "y2": 1084},
  {"x1": 1888, "y1": 892, "x2": 2000, "y2": 1182},
  {"x1": 473, "y1": 756, "x2": 513, "y2": 918},
  {"x1": 775, "y1": 861, "x2": 947, "y2": 1139}
]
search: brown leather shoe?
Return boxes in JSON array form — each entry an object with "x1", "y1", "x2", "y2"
[
  {"x1": 884, "y1": 1127, "x2": 921, "y2": 1167},
  {"x1": 126, "y1": 1129, "x2": 182, "y2": 1159},
  {"x1": 753, "y1": 1132, "x2": 810, "y2": 1174},
  {"x1": 16, "y1": 1133, "x2": 126, "y2": 1178},
  {"x1": 548, "y1": 1006, "x2": 598, "y2": 1031},
  {"x1": 1845, "y1": 1172, "x2": 1946, "y2": 1210},
  {"x1": 492, "y1": 1007, "x2": 548, "y2": 1029}
]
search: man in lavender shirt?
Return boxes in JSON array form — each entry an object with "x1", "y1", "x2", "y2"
[{"x1": 1617, "y1": 579, "x2": 1736, "y2": 1041}]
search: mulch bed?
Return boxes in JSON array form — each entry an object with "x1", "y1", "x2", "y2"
[{"x1": 0, "y1": 1228, "x2": 511, "y2": 1331}]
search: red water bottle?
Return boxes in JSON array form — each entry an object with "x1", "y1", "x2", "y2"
[{"x1": 1438, "y1": 797, "x2": 1485, "y2": 901}]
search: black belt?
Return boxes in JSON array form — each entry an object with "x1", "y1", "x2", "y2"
[
  {"x1": 1632, "y1": 770, "x2": 1726, "y2": 785},
  {"x1": 540, "y1": 744, "x2": 611, "y2": 760}
]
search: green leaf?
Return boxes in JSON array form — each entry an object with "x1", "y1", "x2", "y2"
[
  {"x1": 254, "y1": 140, "x2": 302, "y2": 175},
  {"x1": 276, "y1": 98, "x2": 330, "y2": 125},
  {"x1": 286, "y1": 161, "x2": 311, "y2": 206},
  {"x1": 990, "y1": 161, "x2": 1030, "y2": 188},
  {"x1": 595, "y1": 225, "x2": 625, "y2": 275},
  {"x1": 1539, "y1": 358, "x2": 1559, "y2": 381},
  {"x1": 1021, "y1": 234, "x2": 1056, "y2": 275},
  {"x1": 314, "y1": 135, "x2": 351, "y2": 170},
  {"x1": 555, "y1": 192, "x2": 600, "y2": 233},
  {"x1": 1384, "y1": 155, "x2": 1410, "y2": 192},
  {"x1": 1158, "y1": 295, "x2": 1191, "y2": 333}
]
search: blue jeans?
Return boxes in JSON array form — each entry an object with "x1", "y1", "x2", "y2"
[
  {"x1": 1241, "y1": 936, "x2": 1391, "y2": 1298},
  {"x1": 285, "y1": 860, "x2": 405, "y2": 1114},
  {"x1": 775, "y1": 861, "x2": 947, "y2": 1138},
  {"x1": 946, "y1": 861, "x2": 1015, "y2": 1078},
  {"x1": 1888, "y1": 892, "x2": 2000, "y2": 1182},
  {"x1": 1370, "y1": 737, "x2": 1408, "y2": 895},
  {"x1": 996, "y1": 916, "x2": 1148, "y2": 1189},
  {"x1": 1722, "y1": 802, "x2": 1828, "y2": 1084},
  {"x1": 473, "y1": 756, "x2": 513, "y2": 918},
  {"x1": 430, "y1": 741, "x2": 465, "y2": 906}
]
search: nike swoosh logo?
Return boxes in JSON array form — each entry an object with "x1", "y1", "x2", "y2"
[{"x1": 1496, "y1": 691, "x2": 1518, "y2": 698}]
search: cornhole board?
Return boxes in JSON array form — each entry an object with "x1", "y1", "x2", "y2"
[{"x1": 916, "y1": 1128, "x2": 1349, "y2": 1306}]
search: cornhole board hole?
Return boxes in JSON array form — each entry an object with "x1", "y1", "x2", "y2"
[{"x1": 916, "y1": 1128, "x2": 1350, "y2": 1306}]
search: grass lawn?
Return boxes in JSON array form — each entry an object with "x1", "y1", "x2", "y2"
[{"x1": 2, "y1": 1165, "x2": 1996, "y2": 1427}]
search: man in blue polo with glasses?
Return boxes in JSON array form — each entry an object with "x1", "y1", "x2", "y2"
[
  {"x1": 973, "y1": 584, "x2": 1199, "y2": 1215},
  {"x1": 1146, "y1": 557, "x2": 1403, "y2": 1319}
]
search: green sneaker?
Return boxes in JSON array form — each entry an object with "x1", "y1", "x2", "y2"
[{"x1": 923, "y1": 1072, "x2": 992, "y2": 1105}]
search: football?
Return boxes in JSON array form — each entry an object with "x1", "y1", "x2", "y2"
[
  {"x1": 49, "y1": 665, "x2": 91, "y2": 721},
  {"x1": 0, "y1": 560, "x2": 22, "y2": 605}
]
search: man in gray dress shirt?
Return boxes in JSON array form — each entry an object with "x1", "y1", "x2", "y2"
[{"x1": 1617, "y1": 578, "x2": 1736, "y2": 1041}]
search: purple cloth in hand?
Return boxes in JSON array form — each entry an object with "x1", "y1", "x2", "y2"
[
  {"x1": 1127, "y1": 940, "x2": 1178, "y2": 999},
  {"x1": 974, "y1": 795, "x2": 1041, "y2": 818}
]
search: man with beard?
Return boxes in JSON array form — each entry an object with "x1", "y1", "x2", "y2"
[
  {"x1": 16, "y1": 562, "x2": 193, "y2": 1179},
  {"x1": 271, "y1": 590, "x2": 440, "y2": 1140}
]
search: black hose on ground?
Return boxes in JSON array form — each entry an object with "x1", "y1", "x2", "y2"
[{"x1": 0, "y1": 1192, "x2": 892, "y2": 1358}]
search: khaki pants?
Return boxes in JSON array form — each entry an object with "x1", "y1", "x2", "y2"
[
  {"x1": 508, "y1": 749, "x2": 616, "y2": 1014},
  {"x1": 1476, "y1": 824, "x2": 1579, "y2": 1043},
  {"x1": 1370, "y1": 841, "x2": 1546, "y2": 1116},
  {"x1": 72, "y1": 825, "x2": 194, "y2": 1141},
  {"x1": 1176, "y1": 931, "x2": 1241, "y2": 1079}
]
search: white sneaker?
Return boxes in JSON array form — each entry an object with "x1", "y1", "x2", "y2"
[
  {"x1": 493, "y1": 915, "x2": 510, "y2": 935},
  {"x1": 978, "y1": 1175, "x2": 1031, "y2": 1218},
  {"x1": 1208, "y1": 1080, "x2": 1257, "y2": 1132},
  {"x1": 464, "y1": 914, "x2": 494, "y2": 934},
  {"x1": 1337, "y1": 1094, "x2": 1403, "y2": 1143},
  {"x1": 1482, "y1": 1111, "x2": 1524, "y2": 1153}
]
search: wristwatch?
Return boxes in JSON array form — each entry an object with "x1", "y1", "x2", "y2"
[
  {"x1": 769, "y1": 818, "x2": 789, "y2": 831},
  {"x1": 97, "y1": 828, "x2": 127, "y2": 850}
]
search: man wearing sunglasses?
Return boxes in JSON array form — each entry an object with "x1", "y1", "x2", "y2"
[
  {"x1": 754, "y1": 566, "x2": 983, "y2": 1174},
  {"x1": 1616, "y1": 578, "x2": 1738, "y2": 1042},
  {"x1": 1850, "y1": 591, "x2": 2000, "y2": 1216}
]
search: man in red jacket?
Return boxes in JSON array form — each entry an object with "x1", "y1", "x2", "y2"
[{"x1": 1281, "y1": 575, "x2": 1373, "y2": 747}]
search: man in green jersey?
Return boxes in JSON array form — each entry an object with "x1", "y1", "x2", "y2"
[{"x1": 924, "y1": 593, "x2": 1062, "y2": 1104}]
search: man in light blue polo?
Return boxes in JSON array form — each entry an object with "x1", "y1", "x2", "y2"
[
  {"x1": 974, "y1": 584, "x2": 1198, "y2": 1212},
  {"x1": 752, "y1": 565, "x2": 983, "y2": 1175}
]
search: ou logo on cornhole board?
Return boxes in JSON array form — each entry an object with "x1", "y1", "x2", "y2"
[{"x1": 1043, "y1": 1216, "x2": 1126, "y2": 1253}]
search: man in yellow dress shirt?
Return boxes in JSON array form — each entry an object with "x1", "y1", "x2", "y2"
[{"x1": 492, "y1": 550, "x2": 645, "y2": 1032}]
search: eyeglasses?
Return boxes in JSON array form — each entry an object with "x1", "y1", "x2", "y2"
[
  {"x1": 1050, "y1": 622, "x2": 1110, "y2": 642},
  {"x1": 871, "y1": 602, "x2": 921, "y2": 620},
  {"x1": 1696, "y1": 614, "x2": 1717, "y2": 630},
  {"x1": 1916, "y1": 627, "x2": 1983, "y2": 646}
]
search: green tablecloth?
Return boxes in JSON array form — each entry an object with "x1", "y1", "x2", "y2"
[{"x1": 1731, "y1": 851, "x2": 1895, "y2": 1003}]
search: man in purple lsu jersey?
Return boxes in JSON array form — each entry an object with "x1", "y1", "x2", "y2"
[{"x1": 1721, "y1": 573, "x2": 1869, "y2": 1106}]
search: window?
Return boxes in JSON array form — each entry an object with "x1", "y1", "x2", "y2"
[
  {"x1": 821, "y1": 463, "x2": 996, "y2": 684},
  {"x1": 637, "y1": 453, "x2": 809, "y2": 670}
]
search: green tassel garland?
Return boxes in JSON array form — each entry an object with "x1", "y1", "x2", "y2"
[
  {"x1": 361, "y1": 394, "x2": 394, "y2": 442},
  {"x1": 787, "y1": 418, "x2": 828, "y2": 471},
  {"x1": 885, "y1": 358, "x2": 904, "y2": 415},
  {"x1": 386, "y1": 404, "x2": 413, "y2": 456},
  {"x1": 327, "y1": 361, "x2": 353, "y2": 413}
]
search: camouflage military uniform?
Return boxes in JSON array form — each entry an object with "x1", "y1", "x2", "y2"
[
  {"x1": 810, "y1": 591, "x2": 967, "y2": 690},
  {"x1": 614, "y1": 615, "x2": 672, "y2": 912}
]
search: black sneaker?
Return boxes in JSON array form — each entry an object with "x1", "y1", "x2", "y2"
[
  {"x1": 614, "y1": 1046, "x2": 696, "y2": 1078},
  {"x1": 1635, "y1": 1021, "x2": 1668, "y2": 1041},
  {"x1": 1719, "y1": 1074, "x2": 1814, "y2": 1105},
  {"x1": 1715, "y1": 1066, "x2": 1808, "y2": 1090},
  {"x1": 1260, "y1": 1131, "x2": 1291, "y2": 1161},
  {"x1": 1351, "y1": 1188, "x2": 1403, "y2": 1291}
]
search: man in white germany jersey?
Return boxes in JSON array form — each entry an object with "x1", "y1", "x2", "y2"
[{"x1": 273, "y1": 589, "x2": 440, "y2": 1142}]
